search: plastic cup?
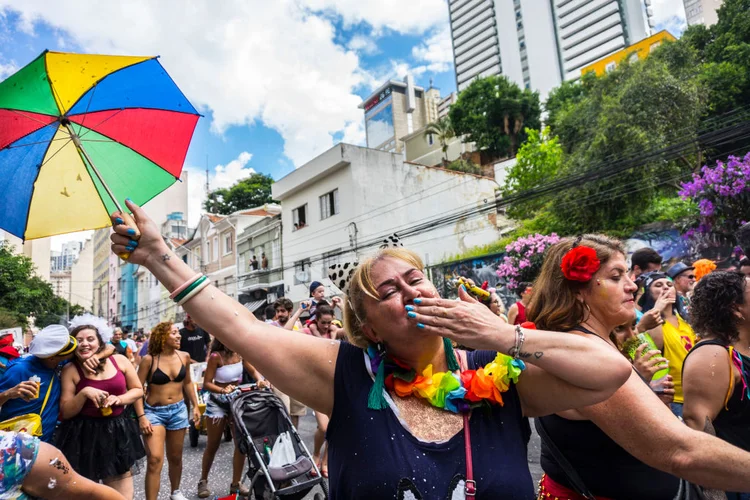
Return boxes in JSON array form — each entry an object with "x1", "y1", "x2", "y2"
[
  {"x1": 100, "y1": 406, "x2": 113, "y2": 416},
  {"x1": 28, "y1": 376, "x2": 41, "y2": 399},
  {"x1": 621, "y1": 333, "x2": 669, "y2": 380}
]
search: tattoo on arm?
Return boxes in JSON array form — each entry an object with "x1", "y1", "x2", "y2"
[
  {"x1": 161, "y1": 253, "x2": 171, "y2": 261},
  {"x1": 508, "y1": 347, "x2": 544, "y2": 359}
]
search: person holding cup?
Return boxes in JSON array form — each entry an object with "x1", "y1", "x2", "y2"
[
  {"x1": 56, "y1": 317, "x2": 146, "y2": 500},
  {"x1": 0, "y1": 324, "x2": 115, "y2": 443}
]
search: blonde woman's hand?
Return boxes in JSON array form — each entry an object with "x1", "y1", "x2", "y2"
[
  {"x1": 102, "y1": 395, "x2": 122, "y2": 408},
  {"x1": 406, "y1": 286, "x2": 511, "y2": 352}
]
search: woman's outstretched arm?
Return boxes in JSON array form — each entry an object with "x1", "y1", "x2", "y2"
[{"x1": 110, "y1": 201, "x2": 338, "y2": 415}]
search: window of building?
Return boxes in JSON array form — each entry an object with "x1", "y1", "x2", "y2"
[
  {"x1": 605, "y1": 61, "x2": 617, "y2": 73},
  {"x1": 319, "y1": 189, "x2": 339, "y2": 220},
  {"x1": 213, "y1": 237, "x2": 219, "y2": 261},
  {"x1": 181, "y1": 254, "x2": 188, "y2": 264},
  {"x1": 650, "y1": 41, "x2": 662, "y2": 52},
  {"x1": 293, "y1": 204, "x2": 308, "y2": 230},
  {"x1": 628, "y1": 52, "x2": 639, "y2": 63},
  {"x1": 224, "y1": 233, "x2": 233, "y2": 255},
  {"x1": 428, "y1": 133, "x2": 435, "y2": 146},
  {"x1": 294, "y1": 259, "x2": 311, "y2": 285}
]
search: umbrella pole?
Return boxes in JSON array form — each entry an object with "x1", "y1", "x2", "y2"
[
  {"x1": 61, "y1": 120, "x2": 141, "y2": 249},
  {"x1": 61, "y1": 120, "x2": 125, "y2": 215}
]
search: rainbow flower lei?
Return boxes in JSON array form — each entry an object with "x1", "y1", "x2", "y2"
[{"x1": 367, "y1": 337, "x2": 527, "y2": 413}]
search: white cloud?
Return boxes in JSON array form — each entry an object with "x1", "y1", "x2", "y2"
[
  {"x1": 0, "y1": 59, "x2": 17, "y2": 80},
  {"x1": 0, "y1": 1, "x2": 446, "y2": 168},
  {"x1": 185, "y1": 151, "x2": 256, "y2": 226},
  {"x1": 411, "y1": 24, "x2": 454, "y2": 75},
  {"x1": 651, "y1": 0, "x2": 687, "y2": 33},
  {"x1": 347, "y1": 34, "x2": 379, "y2": 55},
  {"x1": 300, "y1": 0, "x2": 448, "y2": 34}
]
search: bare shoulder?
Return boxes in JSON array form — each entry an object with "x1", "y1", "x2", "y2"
[
  {"x1": 61, "y1": 362, "x2": 79, "y2": 381},
  {"x1": 112, "y1": 354, "x2": 131, "y2": 369},
  {"x1": 178, "y1": 350, "x2": 192, "y2": 363}
]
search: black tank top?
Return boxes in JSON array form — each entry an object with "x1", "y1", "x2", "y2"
[
  {"x1": 684, "y1": 339, "x2": 750, "y2": 453},
  {"x1": 538, "y1": 325, "x2": 679, "y2": 499}
]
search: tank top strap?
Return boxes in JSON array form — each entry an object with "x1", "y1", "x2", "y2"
[
  {"x1": 109, "y1": 354, "x2": 120, "y2": 371},
  {"x1": 73, "y1": 360, "x2": 86, "y2": 379}
]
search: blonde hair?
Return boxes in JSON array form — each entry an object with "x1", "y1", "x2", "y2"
[
  {"x1": 527, "y1": 234, "x2": 625, "y2": 332},
  {"x1": 344, "y1": 248, "x2": 425, "y2": 349}
]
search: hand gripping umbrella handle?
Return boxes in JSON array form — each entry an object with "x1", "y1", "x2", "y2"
[{"x1": 117, "y1": 211, "x2": 141, "y2": 261}]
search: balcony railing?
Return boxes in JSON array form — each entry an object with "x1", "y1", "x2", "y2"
[{"x1": 237, "y1": 267, "x2": 284, "y2": 292}]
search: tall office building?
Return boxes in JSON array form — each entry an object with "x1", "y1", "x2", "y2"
[
  {"x1": 448, "y1": 0, "x2": 653, "y2": 95},
  {"x1": 683, "y1": 0, "x2": 722, "y2": 26}
]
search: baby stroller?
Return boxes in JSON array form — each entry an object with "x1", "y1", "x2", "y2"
[{"x1": 232, "y1": 385, "x2": 328, "y2": 500}]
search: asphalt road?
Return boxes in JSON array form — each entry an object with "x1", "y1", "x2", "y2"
[{"x1": 133, "y1": 414, "x2": 543, "y2": 499}]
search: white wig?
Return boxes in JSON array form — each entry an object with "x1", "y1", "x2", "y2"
[{"x1": 68, "y1": 314, "x2": 114, "y2": 344}]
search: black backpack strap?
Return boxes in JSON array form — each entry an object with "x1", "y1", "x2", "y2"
[{"x1": 535, "y1": 418, "x2": 596, "y2": 500}]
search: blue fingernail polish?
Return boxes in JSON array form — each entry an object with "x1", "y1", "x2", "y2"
[
  {"x1": 414, "y1": 298, "x2": 422, "y2": 304},
  {"x1": 115, "y1": 217, "x2": 124, "y2": 225},
  {"x1": 405, "y1": 305, "x2": 414, "y2": 311},
  {"x1": 126, "y1": 197, "x2": 132, "y2": 202},
  {"x1": 129, "y1": 240, "x2": 138, "y2": 247},
  {"x1": 460, "y1": 284, "x2": 467, "y2": 292},
  {"x1": 417, "y1": 323, "x2": 425, "y2": 329},
  {"x1": 127, "y1": 228, "x2": 136, "y2": 236},
  {"x1": 407, "y1": 311, "x2": 416, "y2": 318}
]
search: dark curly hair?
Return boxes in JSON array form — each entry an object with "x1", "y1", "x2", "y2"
[{"x1": 690, "y1": 271, "x2": 747, "y2": 343}]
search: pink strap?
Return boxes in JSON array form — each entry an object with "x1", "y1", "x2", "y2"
[
  {"x1": 463, "y1": 413, "x2": 476, "y2": 496},
  {"x1": 169, "y1": 273, "x2": 202, "y2": 299},
  {"x1": 456, "y1": 350, "x2": 476, "y2": 496}
]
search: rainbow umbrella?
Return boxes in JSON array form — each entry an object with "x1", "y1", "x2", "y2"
[{"x1": 0, "y1": 50, "x2": 200, "y2": 240}]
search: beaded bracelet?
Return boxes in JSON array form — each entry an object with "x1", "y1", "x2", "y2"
[
  {"x1": 513, "y1": 325, "x2": 526, "y2": 360},
  {"x1": 174, "y1": 275, "x2": 208, "y2": 304},
  {"x1": 177, "y1": 278, "x2": 211, "y2": 306},
  {"x1": 169, "y1": 273, "x2": 203, "y2": 300}
]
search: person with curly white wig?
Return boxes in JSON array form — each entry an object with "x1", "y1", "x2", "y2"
[{"x1": 56, "y1": 315, "x2": 146, "y2": 500}]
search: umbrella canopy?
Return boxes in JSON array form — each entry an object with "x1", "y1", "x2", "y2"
[{"x1": 0, "y1": 50, "x2": 200, "y2": 240}]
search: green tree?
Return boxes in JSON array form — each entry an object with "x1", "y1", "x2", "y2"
[
  {"x1": 0, "y1": 243, "x2": 82, "y2": 327},
  {"x1": 532, "y1": 45, "x2": 704, "y2": 234},
  {"x1": 203, "y1": 173, "x2": 275, "y2": 215},
  {"x1": 449, "y1": 75, "x2": 541, "y2": 159},
  {"x1": 499, "y1": 127, "x2": 563, "y2": 219},
  {"x1": 425, "y1": 117, "x2": 455, "y2": 165}
]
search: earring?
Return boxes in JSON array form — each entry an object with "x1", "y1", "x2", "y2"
[{"x1": 596, "y1": 279, "x2": 602, "y2": 286}]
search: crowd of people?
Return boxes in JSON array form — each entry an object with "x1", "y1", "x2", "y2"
[{"x1": 1, "y1": 197, "x2": 750, "y2": 499}]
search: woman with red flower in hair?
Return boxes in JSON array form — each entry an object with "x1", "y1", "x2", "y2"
[{"x1": 521, "y1": 235, "x2": 750, "y2": 500}]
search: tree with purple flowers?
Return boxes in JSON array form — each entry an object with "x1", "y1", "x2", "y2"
[
  {"x1": 496, "y1": 233, "x2": 561, "y2": 292},
  {"x1": 679, "y1": 152, "x2": 750, "y2": 241}
]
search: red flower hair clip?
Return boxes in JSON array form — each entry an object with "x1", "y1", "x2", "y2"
[{"x1": 561, "y1": 245, "x2": 601, "y2": 282}]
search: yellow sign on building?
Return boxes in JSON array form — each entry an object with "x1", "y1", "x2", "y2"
[{"x1": 581, "y1": 31, "x2": 677, "y2": 77}]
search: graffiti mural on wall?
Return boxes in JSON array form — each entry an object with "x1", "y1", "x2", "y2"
[
  {"x1": 429, "y1": 227, "x2": 742, "y2": 309},
  {"x1": 430, "y1": 253, "x2": 517, "y2": 307}
]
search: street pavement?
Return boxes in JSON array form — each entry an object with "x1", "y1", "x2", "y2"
[{"x1": 134, "y1": 414, "x2": 543, "y2": 499}]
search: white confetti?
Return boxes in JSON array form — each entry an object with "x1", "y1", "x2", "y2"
[{"x1": 47, "y1": 478, "x2": 57, "y2": 489}]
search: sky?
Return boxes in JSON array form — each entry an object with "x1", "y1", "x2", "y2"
[{"x1": 0, "y1": 0, "x2": 686, "y2": 250}]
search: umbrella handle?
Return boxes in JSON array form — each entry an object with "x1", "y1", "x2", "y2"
[{"x1": 117, "y1": 212, "x2": 142, "y2": 261}]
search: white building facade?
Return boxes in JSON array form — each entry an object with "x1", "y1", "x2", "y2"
[
  {"x1": 683, "y1": 0, "x2": 722, "y2": 26},
  {"x1": 449, "y1": 0, "x2": 654, "y2": 95},
  {"x1": 272, "y1": 144, "x2": 507, "y2": 303}
]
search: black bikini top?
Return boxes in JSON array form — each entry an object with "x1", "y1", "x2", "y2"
[{"x1": 149, "y1": 354, "x2": 187, "y2": 385}]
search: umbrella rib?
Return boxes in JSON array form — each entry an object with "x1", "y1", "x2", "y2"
[
  {"x1": 4, "y1": 137, "x2": 72, "y2": 149},
  {"x1": 74, "y1": 84, "x2": 98, "y2": 135},
  {"x1": 7, "y1": 109, "x2": 56, "y2": 126},
  {"x1": 77, "y1": 108, "x2": 124, "y2": 139},
  {"x1": 38, "y1": 138, "x2": 73, "y2": 169}
]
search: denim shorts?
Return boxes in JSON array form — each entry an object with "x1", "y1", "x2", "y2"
[
  {"x1": 204, "y1": 391, "x2": 239, "y2": 420},
  {"x1": 144, "y1": 401, "x2": 189, "y2": 431}
]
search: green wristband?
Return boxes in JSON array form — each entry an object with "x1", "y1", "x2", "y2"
[{"x1": 174, "y1": 275, "x2": 208, "y2": 303}]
